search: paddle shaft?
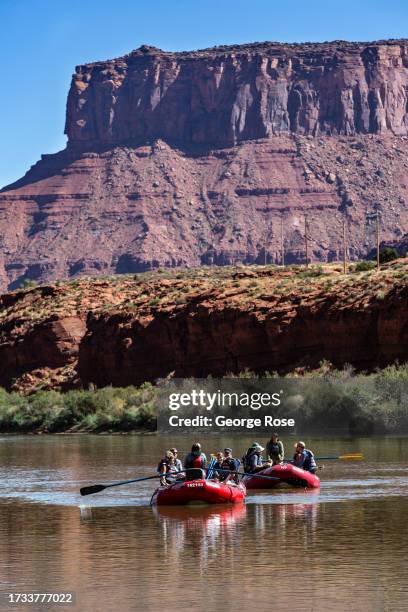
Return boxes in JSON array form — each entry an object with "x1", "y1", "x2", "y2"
[
  {"x1": 80, "y1": 473, "x2": 167, "y2": 496},
  {"x1": 207, "y1": 467, "x2": 279, "y2": 481},
  {"x1": 315, "y1": 454, "x2": 363, "y2": 460},
  {"x1": 80, "y1": 465, "x2": 281, "y2": 495}
]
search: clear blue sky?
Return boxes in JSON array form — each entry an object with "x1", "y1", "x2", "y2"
[{"x1": 1, "y1": 0, "x2": 407, "y2": 188}]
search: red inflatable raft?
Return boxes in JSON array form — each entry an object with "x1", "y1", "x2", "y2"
[
  {"x1": 243, "y1": 463, "x2": 320, "y2": 489},
  {"x1": 151, "y1": 479, "x2": 246, "y2": 506}
]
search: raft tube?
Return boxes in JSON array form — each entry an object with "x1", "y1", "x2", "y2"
[
  {"x1": 151, "y1": 479, "x2": 246, "y2": 505},
  {"x1": 243, "y1": 463, "x2": 320, "y2": 489}
]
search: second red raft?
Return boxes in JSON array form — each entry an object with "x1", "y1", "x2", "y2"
[
  {"x1": 243, "y1": 463, "x2": 320, "y2": 489},
  {"x1": 151, "y1": 479, "x2": 246, "y2": 505}
]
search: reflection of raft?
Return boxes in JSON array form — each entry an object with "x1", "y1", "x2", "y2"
[
  {"x1": 151, "y1": 479, "x2": 246, "y2": 506},
  {"x1": 153, "y1": 503, "x2": 247, "y2": 524},
  {"x1": 243, "y1": 464, "x2": 320, "y2": 489}
]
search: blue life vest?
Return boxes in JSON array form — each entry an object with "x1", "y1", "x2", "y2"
[{"x1": 294, "y1": 449, "x2": 317, "y2": 472}]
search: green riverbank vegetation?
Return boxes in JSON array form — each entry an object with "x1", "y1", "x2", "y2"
[
  {"x1": 0, "y1": 384, "x2": 157, "y2": 433},
  {"x1": 0, "y1": 363, "x2": 408, "y2": 434}
]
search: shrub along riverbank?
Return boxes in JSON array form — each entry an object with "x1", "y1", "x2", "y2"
[
  {"x1": 0, "y1": 364, "x2": 407, "y2": 434},
  {"x1": 0, "y1": 384, "x2": 157, "y2": 433}
]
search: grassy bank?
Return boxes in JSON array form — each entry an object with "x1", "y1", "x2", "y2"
[
  {"x1": 0, "y1": 364, "x2": 408, "y2": 434},
  {"x1": 0, "y1": 384, "x2": 157, "y2": 433}
]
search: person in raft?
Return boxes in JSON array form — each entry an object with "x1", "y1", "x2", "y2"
[
  {"x1": 158, "y1": 450, "x2": 180, "y2": 486},
  {"x1": 214, "y1": 448, "x2": 240, "y2": 484},
  {"x1": 213, "y1": 451, "x2": 224, "y2": 474},
  {"x1": 170, "y1": 447, "x2": 183, "y2": 473},
  {"x1": 221, "y1": 448, "x2": 241, "y2": 484},
  {"x1": 242, "y1": 443, "x2": 272, "y2": 474},
  {"x1": 292, "y1": 441, "x2": 317, "y2": 474},
  {"x1": 266, "y1": 432, "x2": 284, "y2": 465},
  {"x1": 184, "y1": 442, "x2": 207, "y2": 470}
]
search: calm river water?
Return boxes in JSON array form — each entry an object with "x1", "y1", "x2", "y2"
[{"x1": 0, "y1": 435, "x2": 407, "y2": 611}]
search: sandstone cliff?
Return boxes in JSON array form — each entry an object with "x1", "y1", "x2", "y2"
[
  {"x1": 1, "y1": 263, "x2": 408, "y2": 393},
  {"x1": 66, "y1": 41, "x2": 408, "y2": 147},
  {"x1": 1, "y1": 41, "x2": 408, "y2": 290}
]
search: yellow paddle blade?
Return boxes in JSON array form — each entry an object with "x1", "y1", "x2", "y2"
[{"x1": 338, "y1": 453, "x2": 364, "y2": 461}]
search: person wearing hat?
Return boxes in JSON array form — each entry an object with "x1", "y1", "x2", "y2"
[
  {"x1": 242, "y1": 443, "x2": 272, "y2": 474},
  {"x1": 292, "y1": 441, "x2": 317, "y2": 473},
  {"x1": 266, "y1": 433, "x2": 284, "y2": 465},
  {"x1": 215, "y1": 448, "x2": 240, "y2": 484}
]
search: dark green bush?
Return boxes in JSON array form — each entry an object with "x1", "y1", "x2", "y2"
[
  {"x1": 354, "y1": 260, "x2": 376, "y2": 272},
  {"x1": 379, "y1": 247, "x2": 399, "y2": 264}
]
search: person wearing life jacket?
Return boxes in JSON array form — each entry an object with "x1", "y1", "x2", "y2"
[
  {"x1": 184, "y1": 442, "x2": 207, "y2": 470},
  {"x1": 292, "y1": 441, "x2": 317, "y2": 474},
  {"x1": 157, "y1": 450, "x2": 179, "y2": 485},
  {"x1": 220, "y1": 448, "x2": 240, "y2": 484},
  {"x1": 242, "y1": 443, "x2": 271, "y2": 474},
  {"x1": 170, "y1": 447, "x2": 183, "y2": 473},
  {"x1": 213, "y1": 451, "x2": 224, "y2": 478},
  {"x1": 266, "y1": 432, "x2": 284, "y2": 465}
]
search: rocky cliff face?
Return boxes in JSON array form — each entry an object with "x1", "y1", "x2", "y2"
[
  {"x1": 1, "y1": 264, "x2": 408, "y2": 393},
  {"x1": 1, "y1": 41, "x2": 408, "y2": 290},
  {"x1": 66, "y1": 41, "x2": 408, "y2": 147}
]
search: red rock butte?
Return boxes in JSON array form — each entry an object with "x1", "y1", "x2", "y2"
[{"x1": 2, "y1": 40, "x2": 408, "y2": 290}]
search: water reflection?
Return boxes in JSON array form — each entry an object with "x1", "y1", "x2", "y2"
[
  {"x1": 0, "y1": 497, "x2": 407, "y2": 611},
  {"x1": 0, "y1": 436, "x2": 408, "y2": 610}
]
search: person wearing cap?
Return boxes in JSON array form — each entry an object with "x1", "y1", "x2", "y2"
[
  {"x1": 266, "y1": 433, "x2": 284, "y2": 465},
  {"x1": 170, "y1": 447, "x2": 183, "y2": 473},
  {"x1": 292, "y1": 441, "x2": 317, "y2": 473},
  {"x1": 242, "y1": 443, "x2": 271, "y2": 474},
  {"x1": 184, "y1": 442, "x2": 207, "y2": 469},
  {"x1": 215, "y1": 448, "x2": 240, "y2": 484}
]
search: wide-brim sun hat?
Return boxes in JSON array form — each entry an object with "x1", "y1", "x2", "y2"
[{"x1": 251, "y1": 443, "x2": 264, "y2": 452}]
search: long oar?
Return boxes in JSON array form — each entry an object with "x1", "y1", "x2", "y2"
[
  {"x1": 207, "y1": 467, "x2": 279, "y2": 481},
  {"x1": 315, "y1": 453, "x2": 364, "y2": 461},
  {"x1": 80, "y1": 474, "x2": 170, "y2": 496},
  {"x1": 80, "y1": 466, "x2": 280, "y2": 497}
]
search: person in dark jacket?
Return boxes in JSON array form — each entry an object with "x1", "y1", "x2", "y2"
[
  {"x1": 184, "y1": 442, "x2": 207, "y2": 470},
  {"x1": 292, "y1": 441, "x2": 317, "y2": 473},
  {"x1": 215, "y1": 448, "x2": 240, "y2": 484},
  {"x1": 242, "y1": 443, "x2": 271, "y2": 474},
  {"x1": 266, "y1": 433, "x2": 284, "y2": 465}
]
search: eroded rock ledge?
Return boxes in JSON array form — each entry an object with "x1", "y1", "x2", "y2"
[{"x1": 0, "y1": 263, "x2": 407, "y2": 393}]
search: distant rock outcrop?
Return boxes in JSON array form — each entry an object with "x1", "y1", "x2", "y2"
[
  {"x1": 66, "y1": 41, "x2": 408, "y2": 147},
  {"x1": 1, "y1": 40, "x2": 408, "y2": 290}
]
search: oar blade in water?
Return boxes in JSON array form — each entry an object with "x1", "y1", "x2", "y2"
[
  {"x1": 339, "y1": 453, "x2": 364, "y2": 460},
  {"x1": 316, "y1": 453, "x2": 364, "y2": 461},
  {"x1": 80, "y1": 484, "x2": 106, "y2": 496}
]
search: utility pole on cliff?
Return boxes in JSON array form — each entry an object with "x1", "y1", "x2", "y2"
[
  {"x1": 304, "y1": 214, "x2": 309, "y2": 268},
  {"x1": 281, "y1": 215, "x2": 285, "y2": 267},
  {"x1": 342, "y1": 216, "x2": 347, "y2": 274},
  {"x1": 376, "y1": 209, "x2": 380, "y2": 271}
]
